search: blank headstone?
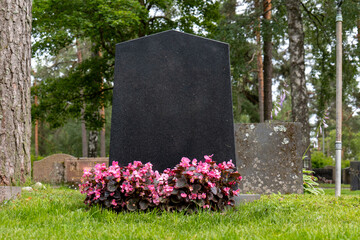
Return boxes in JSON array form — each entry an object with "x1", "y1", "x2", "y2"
[
  {"x1": 110, "y1": 30, "x2": 235, "y2": 171},
  {"x1": 350, "y1": 161, "x2": 360, "y2": 191}
]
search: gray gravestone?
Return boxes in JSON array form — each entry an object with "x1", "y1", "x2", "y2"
[
  {"x1": 110, "y1": 30, "x2": 235, "y2": 171},
  {"x1": 350, "y1": 161, "x2": 360, "y2": 191},
  {"x1": 235, "y1": 123, "x2": 304, "y2": 194}
]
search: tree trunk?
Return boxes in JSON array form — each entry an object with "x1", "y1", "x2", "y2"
[
  {"x1": 286, "y1": 0, "x2": 310, "y2": 163},
  {"x1": 98, "y1": 51, "x2": 106, "y2": 157},
  {"x1": 263, "y1": 0, "x2": 273, "y2": 120},
  {"x1": 88, "y1": 130, "x2": 98, "y2": 157},
  {"x1": 357, "y1": 18, "x2": 360, "y2": 44},
  {"x1": 0, "y1": 0, "x2": 32, "y2": 185},
  {"x1": 76, "y1": 40, "x2": 88, "y2": 158},
  {"x1": 255, "y1": 0, "x2": 264, "y2": 122},
  {"x1": 100, "y1": 106, "x2": 106, "y2": 157},
  {"x1": 34, "y1": 78, "x2": 39, "y2": 159}
]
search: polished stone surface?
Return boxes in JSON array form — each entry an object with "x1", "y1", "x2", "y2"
[{"x1": 110, "y1": 30, "x2": 235, "y2": 171}]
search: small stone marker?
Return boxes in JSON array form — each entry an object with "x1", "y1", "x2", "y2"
[
  {"x1": 234, "y1": 194, "x2": 261, "y2": 206},
  {"x1": 0, "y1": 186, "x2": 21, "y2": 203},
  {"x1": 110, "y1": 30, "x2": 235, "y2": 171},
  {"x1": 33, "y1": 154, "x2": 76, "y2": 184},
  {"x1": 65, "y1": 158, "x2": 108, "y2": 183},
  {"x1": 342, "y1": 167, "x2": 351, "y2": 184},
  {"x1": 350, "y1": 161, "x2": 360, "y2": 191},
  {"x1": 235, "y1": 123, "x2": 304, "y2": 194}
]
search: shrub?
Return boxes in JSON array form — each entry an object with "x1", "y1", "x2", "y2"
[
  {"x1": 79, "y1": 155, "x2": 242, "y2": 212},
  {"x1": 311, "y1": 151, "x2": 333, "y2": 168}
]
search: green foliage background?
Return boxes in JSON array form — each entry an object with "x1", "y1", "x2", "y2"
[{"x1": 31, "y1": 0, "x2": 360, "y2": 163}]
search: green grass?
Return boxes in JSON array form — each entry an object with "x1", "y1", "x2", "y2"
[
  {"x1": 1, "y1": 186, "x2": 360, "y2": 240},
  {"x1": 318, "y1": 183, "x2": 350, "y2": 188}
]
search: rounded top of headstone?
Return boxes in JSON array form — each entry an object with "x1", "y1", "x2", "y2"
[{"x1": 36, "y1": 154, "x2": 76, "y2": 163}]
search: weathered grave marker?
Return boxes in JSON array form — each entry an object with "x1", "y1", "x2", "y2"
[
  {"x1": 235, "y1": 123, "x2": 304, "y2": 194},
  {"x1": 33, "y1": 154, "x2": 75, "y2": 184},
  {"x1": 350, "y1": 161, "x2": 360, "y2": 191},
  {"x1": 0, "y1": 186, "x2": 21, "y2": 203},
  {"x1": 110, "y1": 30, "x2": 235, "y2": 171}
]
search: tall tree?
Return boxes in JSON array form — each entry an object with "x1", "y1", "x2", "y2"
[
  {"x1": 76, "y1": 40, "x2": 88, "y2": 157},
  {"x1": 31, "y1": 0, "x2": 221, "y2": 154},
  {"x1": 0, "y1": 0, "x2": 32, "y2": 185},
  {"x1": 286, "y1": 0, "x2": 310, "y2": 157},
  {"x1": 255, "y1": 0, "x2": 264, "y2": 122},
  {"x1": 263, "y1": 0, "x2": 273, "y2": 120}
]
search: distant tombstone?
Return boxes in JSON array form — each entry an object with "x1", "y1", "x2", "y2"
[
  {"x1": 350, "y1": 161, "x2": 360, "y2": 191},
  {"x1": 33, "y1": 154, "x2": 76, "y2": 184},
  {"x1": 110, "y1": 30, "x2": 235, "y2": 171},
  {"x1": 342, "y1": 167, "x2": 351, "y2": 184},
  {"x1": 65, "y1": 158, "x2": 108, "y2": 183}
]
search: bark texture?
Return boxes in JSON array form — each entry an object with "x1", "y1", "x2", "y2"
[
  {"x1": 76, "y1": 40, "x2": 88, "y2": 157},
  {"x1": 263, "y1": 0, "x2": 273, "y2": 120},
  {"x1": 286, "y1": 1, "x2": 310, "y2": 158},
  {"x1": 100, "y1": 106, "x2": 106, "y2": 157},
  {"x1": 88, "y1": 130, "x2": 98, "y2": 157},
  {"x1": 255, "y1": 0, "x2": 264, "y2": 122},
  {"x1": 0, "y1": 0, "x2": 32, "y2": 185}
]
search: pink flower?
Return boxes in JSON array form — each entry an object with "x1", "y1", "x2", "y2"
[
  {"x1": 223, "y1": 187, "x2": 230, "y2": 196},
  {"x1": 192, "y1": 159, "x2": 197, "y2": 166},
  {"x1": 203, "y1": 204, "x2": 210, "y2": 209},
  {"x1": 164, "y1": 185, "x2": 174, "y2": 193},
  {"x1": 181, "y1": 193, "x2": 187, "y2": 198},
  {"x1": 111, "y1": 199, "x2": 117, "y2": 206},
  {"x1": 233, "y1": 189, "x2": 240, "y2": 196},
  {"x1": 226, "y1": 160, "x2": 235, "y2": 168},
  {"x1": 190, "y1": 193, "x2": 197, "y2": 200},
  {"x1": 204, "y1": 155, "x2": 213, "y2": 163},
  {"x1": 180, "y1": 157, "x2": 191, "y2": 168}
]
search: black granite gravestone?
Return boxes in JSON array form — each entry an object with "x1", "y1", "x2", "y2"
[
  {"x1": 110, "y1": 30, "x2": 235, "y2": 171},
  {"x1": 350, "y1": 161, "x2": 360, "y2": 191}
]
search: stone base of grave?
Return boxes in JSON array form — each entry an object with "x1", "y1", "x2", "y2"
[
  {"x1": 0, "y1": 186, "x2": 22, "y2": 203},
  {"x1": 233, "y1": 194, "x2": 261, "y2": 206}
]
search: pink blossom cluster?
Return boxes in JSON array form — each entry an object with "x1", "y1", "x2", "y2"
[
  {"x1": 80, "y1": 161, "x2": 160, "y2": 210},
  {"x1": 79, "y1": 155, "x2": 242, "y2": 212},
  {"x1": 164, "y1": 155, "x2": 242, "y2": 210}
]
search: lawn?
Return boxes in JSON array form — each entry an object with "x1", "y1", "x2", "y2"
[{"x1": 1, "y1": 186, "x2": 360, "y2": 240}]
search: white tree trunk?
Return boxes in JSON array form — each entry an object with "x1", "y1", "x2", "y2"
[
  {"x1": 0, "y1": 0, "x2": 32, "y2": 185},
  {"x1": 286, "y1": 0, "x2": 310, "y2": 163}
]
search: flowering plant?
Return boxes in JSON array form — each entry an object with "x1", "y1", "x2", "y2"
[
  {"x1": 79, "y1": 161, "x2": 161, "y2": 211},
  {"x1": 79, "y1": 155, "x2": 242, "y2": 212}
]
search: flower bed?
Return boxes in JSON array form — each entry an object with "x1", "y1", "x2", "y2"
[{"x1": 79, "y1": 155, "x2": 242, "y2": 212}]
